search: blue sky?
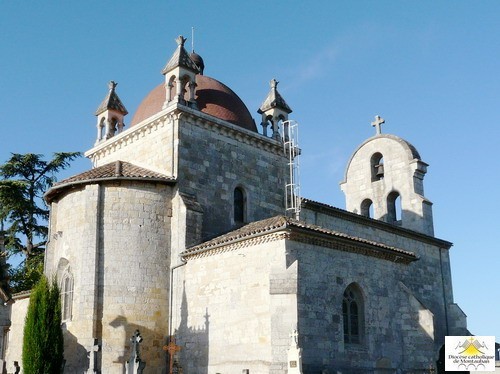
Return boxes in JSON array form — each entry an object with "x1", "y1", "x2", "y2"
[{"x1": 1, "y1": 1, "x2": 498, "y2": 341}]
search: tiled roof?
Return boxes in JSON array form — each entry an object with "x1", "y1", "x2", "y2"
[
  {"x1": 130, "y1": 75, "x2": 257, "y2": 132},
  {"x1": 182, "y1": 215, "x2": 417, "y2": 262},
  {"x1": 45, "y1": 161, "x2": 175, "y2": 202},
  {"x1": 162, "y1": 35, "x2": 199, "y2": 75},
  {"x1": 57, "y1": 161, "x2": 172, "y2": 184},
  {"x1": 184, "y1": 216, "x2": 288, "y2": 253},
  {"x1": 95, "y1": 81, "x2": 128, "y2": 116},
  {"x1": 258, "y1": 79, "x2": 292, "y2": 114}
]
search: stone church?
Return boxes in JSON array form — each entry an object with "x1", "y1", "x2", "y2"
[{"x1": 10, "y1": 35, "x2": 469, "y2": 373}]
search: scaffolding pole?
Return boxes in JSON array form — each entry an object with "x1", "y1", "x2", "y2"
[{"x1": 282, "y1": 120, "x2": 301, "y2": 220}]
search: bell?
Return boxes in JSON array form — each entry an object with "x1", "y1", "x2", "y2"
[{"x1": 375, "y1": 164, "x2": 384, "y2": 178}]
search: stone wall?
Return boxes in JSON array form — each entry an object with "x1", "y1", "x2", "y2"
[
  {"x1": 87, "y1": 111, "x2": 177, "y2": 177},
  {"x1": 302, "y1": 206, "x2": 453, "y2": 323},
  {"x1": 340, "y1": 135, "x2": 433, "y2": 236},
  {"x1": 4, "y1": 292, "x2": 30, "y2": 373},
  {"x1": 174, "y1": 238, "x2": 295, "y2": 374},
  {"x1": 300, "y1": 205, "x2": 461, "y2": 371},
  {"x1": 282, "y1": 237, "x2": 438, "y2": 373},
  {"x1": 86, "y1": 105, "x2": 288, "y2": 243},
  {"x1": 46, "y1": 181, "x2": 173, "y2": 374},
  {"x1": 177, "y1": 115, "x2": 287, "y2": 240}
]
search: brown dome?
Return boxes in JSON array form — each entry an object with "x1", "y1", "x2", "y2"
[{"x1": 130, "y1": 75, "x2": 257, "y2": 132}]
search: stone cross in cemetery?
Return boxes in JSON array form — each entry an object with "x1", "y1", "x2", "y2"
[
  {"x1": 371, "y1": 115, "x2": 385, "y2": 135},
  {"x1": 86, "y1": 338, "x2": 100, "y2": 374},
  {"x1": 163, "y1": 335, "x2": 182, "y2": 374},
  {"x1": 125, "y1": 330, "x2": 146, "y2": 374}
]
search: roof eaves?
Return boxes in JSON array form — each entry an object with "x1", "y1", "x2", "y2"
[
  {"x1": 162, "y1": 45, "x2": 199, "y2": 75},
  {"x1": 182, "y1": 216, "x2": 288, "y2": 257},
  {"x1": 301, "y1": 198, "x2": 452, "y2": 249},
  {"x1": 45, "y1": 176, "x2": 176, "y2": 203},
  {"x1": 288, "y1": 221, "x2": 417, "y2": 262},
  {"x1": 182, "y1": 215, "x2": 416, "y2": 263}
]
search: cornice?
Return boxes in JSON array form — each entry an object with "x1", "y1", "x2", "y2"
[
  {"x1": 84, "y1": 103, "x2": 286, "y2": 163},
  {"x1": 183, "y1": 224, "x2": 416, "y2": 265},
  {"x1": 288, "y1": 230, "x2": 416, "y2": 265},
  {"x1": 302, "y1": 199, "x2": 452, "y2": 249},
  {"x1": 183, "y1": 232, "x2": 288, "y2": 260},
  {"x1": 84, "y1": 108, "x2": 175, "y2": 163},
  {"x1": 176, "y1": 105, "x2": 285, "y2": 156}
]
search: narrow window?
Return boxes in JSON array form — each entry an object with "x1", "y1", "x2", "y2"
[
  {"x1": 387, "y1": 191, "x2": 401, "y2": 224},
  {"x1": 167, "y1": 75, "x2": 176, "y2": 102},
  {"x1": 342, "y1": 284, "x2": 364, "y2": 344},
  {"x1": 281, "y1": 119, "x2": 289, "y2": 142},
  {"x1": 61, "y1": 271, "x2": 74, "y2": 321},
  {"x1": 370, "y1": 152, "x2": 384, "y2": 181},
  {"x1": 360, "y1": 199, "x2": 373, "y2": 218},
  {"x1": 261, "y1": 115, "x2": 273, "y2": 137},
  {"x1": 98, "y1": 117, "x2": 106, "y2": 141},
  {"x1": 234, "y1": 187, "x2": 245, "y2": 224}
]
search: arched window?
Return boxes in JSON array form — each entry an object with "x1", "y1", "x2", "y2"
[
  {"x1": 167, "y1": 75, "x2": 176, "y2": 102},
  {"x1": 370, "y1": 152, "x2": 384, "y2": 181},
  {"x1": 277, "y1": 117, "x2": 287, "y2": 141},
  {"x1": 260, "y1": 115, "x2": 273, "y2": 137},
  {"x1": 180, "y1": 75, "x2": 191, "y2": 103},
  {"x1": 387, "y1": 191, "x2": 401, "y2": 224},
  {"x1": 342, "y1": 283, "x2": 364, "y2": 344},
  {"x1": 105, "y1": 117, "x2": 118, "y2": 139},
  {"x1": 360, "y1": 199, "x2": 373, "y2": 218},
  {"x1": 61, "y1": 269, "x2": 74, "y2": 321},
  {"x1": 98, "y1": 117, "x2": 106, "y2": 141},
  {"x1": 234, "y1": 187, "x2": 245, "y2": 224}
]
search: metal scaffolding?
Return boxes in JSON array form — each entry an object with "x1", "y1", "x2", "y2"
[{"x1": 282, "y1": 120, "x2": 301, "y2": 220}]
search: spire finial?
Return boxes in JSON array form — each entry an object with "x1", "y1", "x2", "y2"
[
  {"x1": 175, "y1": 35, "x2": 187, "y2": 47},
  {"x1": 270, "y1": 78, "x2": 279, "y2": 89},
  {"x1": 371, "y1": 115, "x2": 385, "y2": 135},
  {"x1": 108, "y1": 81, "x2": 117, "y2": 91}
]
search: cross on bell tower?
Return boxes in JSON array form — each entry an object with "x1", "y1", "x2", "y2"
[{"x1": 371, "y1": 115, "x2": 385, "y2": 135}]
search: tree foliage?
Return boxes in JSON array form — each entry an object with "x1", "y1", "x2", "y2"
[
  {"x1": 9, "y1": 254, "x2": 44, "y2": 294},
  {"x1": 0, "y1": 152, "x2": 80, "y2": 291},
  {"x1": 22, "y1": 275, "x2": 64, "y2": 374}
]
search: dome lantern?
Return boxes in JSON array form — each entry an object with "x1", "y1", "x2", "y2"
[
  {"x1": 162, "y1": 35, "x2": 199, "y2": 109},
  {"x1": 257, "y1": 79, "x2": 292, "y2": 140},
  {"x1": 94, "y1": 81, "x2": 128, "y2": 145}
]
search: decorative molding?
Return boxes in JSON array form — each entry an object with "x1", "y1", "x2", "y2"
[
  {"x1": 302, "y1": 199, "x2": 452, "y2": 249},
  {"x1": 183, "y1": 224, "x2": 415, "y2": 264},
  {"x1": 85, "y1": 104, "x2": 286, "y2": 163},
  {"x1": 184, "y1": 232, "x2": 288, "y2": 260},
  {"x1": 85, "y1": 110, "x2": 176, "y2": 163},
  {"x1": 288, "y1": 231, "x2": 415, "y2": 264},
  {"x1": 176, "y1": 105, "x2": 285, "y2": 156}
]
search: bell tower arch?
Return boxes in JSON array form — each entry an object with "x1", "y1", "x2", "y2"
[
  {"x1": 161, "y1": 35, "x2": 199, "y2": 109},
  {"x1": 257, "y1": 79, "x2": 292, "y2": 140},
  {"x1": 340, "y1": 116, "x2": 434, "y2": 236},
  {"x1": 94, "y1": 81, "x2": 128, "y2": 145}
]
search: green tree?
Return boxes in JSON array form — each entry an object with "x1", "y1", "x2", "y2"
[
  {"x1": 0, "y1": 152, "x2": 80, "y2": 292},
  {"x1": 22, "y1": 275, "x2": 64, "y2": 374}
]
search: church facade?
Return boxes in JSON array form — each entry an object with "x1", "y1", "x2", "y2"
[{"x1": 33, "y1": 35, "x2": 468, "y2": 373}]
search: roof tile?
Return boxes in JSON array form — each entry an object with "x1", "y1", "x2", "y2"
[
  {"x1": 55, "y1": 161, "x2": 172, "y2": 185},
  {"x1": 95, "y1": 81, "x2": 128, "y2": 116},
  {"x1": 162, "y1": 36, "x2": 199, "y2": 75},
  {"x1": 182, "y1": 215, "x2": 416, "y2": 260},
  {"x1": 258, "y1": 79, "x2": 292, "y2": 114}
]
